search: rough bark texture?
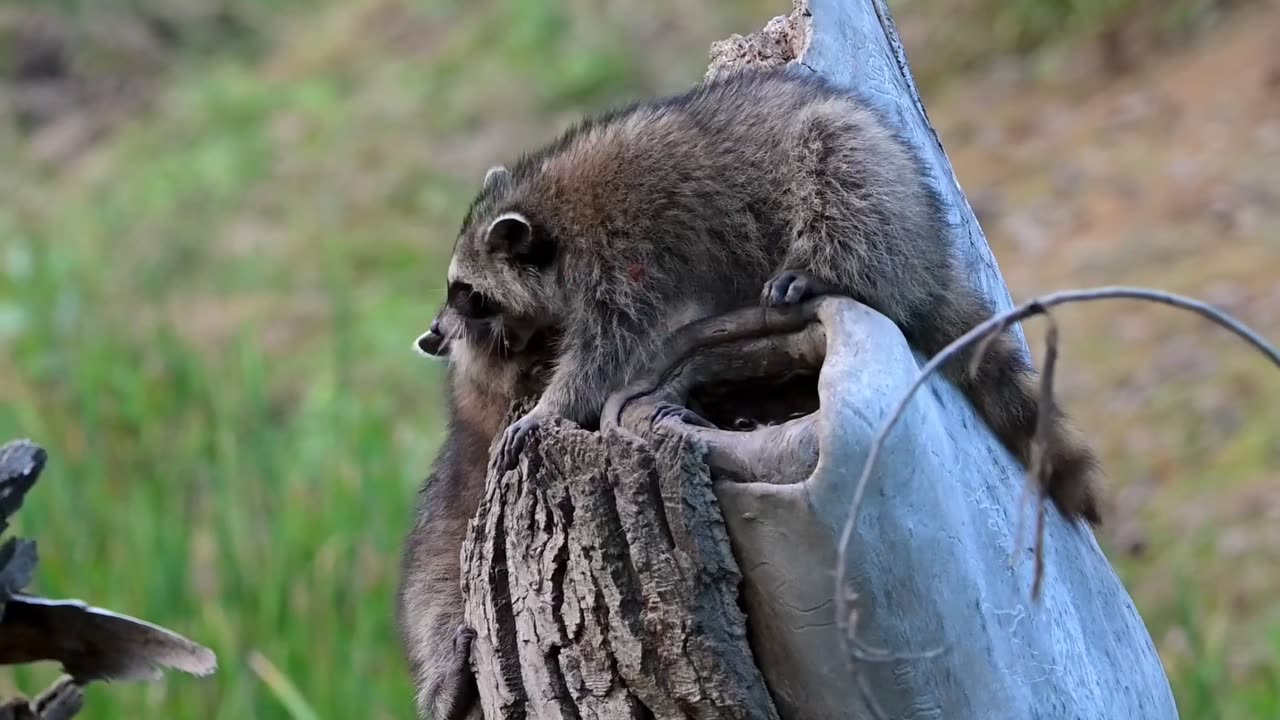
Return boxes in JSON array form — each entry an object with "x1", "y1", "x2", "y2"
[
  {"x1": 461, "y1": 413, "x2": 780, "y2": 720},
  {"x1": 458, "y1": 1, "x2": 1179, "y2": 719}
]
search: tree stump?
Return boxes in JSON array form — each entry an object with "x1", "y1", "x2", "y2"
[
  {"x1": 458, "y1": 1, "x2": 1179, "y2": 718},
  {"x1": 461, "y1": 406, "x2": 779, "y2": 719}
]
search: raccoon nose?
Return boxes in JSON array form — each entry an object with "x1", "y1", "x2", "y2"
[{"x1": 415, "y1": 328, "x2": 447, "y2": 357}]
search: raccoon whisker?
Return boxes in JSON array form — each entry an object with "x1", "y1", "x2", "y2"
[{"x1": 485, "y1": 325, "x2": 503, "y2": 358}]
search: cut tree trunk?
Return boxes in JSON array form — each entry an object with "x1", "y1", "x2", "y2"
[
  {"x1": 459, "y1": 1, "x2": 1179, "y2": 719},
  {"x1": 461, "y1": 407, "x2": 781, "y2": 720}
]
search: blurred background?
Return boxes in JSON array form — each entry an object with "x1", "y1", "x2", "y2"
[{"x1": 0, "y1": 0, "x2": 1276, "y2": 717}]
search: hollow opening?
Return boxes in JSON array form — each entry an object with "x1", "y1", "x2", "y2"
[{"x1": 686, "y1": 370, "x2": 820, "y2": 432}]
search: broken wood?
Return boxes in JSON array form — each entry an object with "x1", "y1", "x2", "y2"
[{"x1": 0, "y1": 439, "x2": 217, "y2": 717}]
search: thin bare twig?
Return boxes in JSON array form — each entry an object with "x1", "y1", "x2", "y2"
[
  {"x1": 1028, "y1": 313, "x2": 1059, "y2": 601},
  {"x1": 834, "y1": 285, "x2": 1280, "y2": 665},
  {"x1": 1002, "y1": 308, "x2": 1060, "y2": 601}
]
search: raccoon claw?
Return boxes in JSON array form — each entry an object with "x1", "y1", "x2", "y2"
[
  {"x1": 763, "y1": 270, "x2": 828, "y2": 307},
  {"x1": 650, "y1": 402, "x2": 714, "y2": 429},
  {"x1": 453, "y1": 625, "x2": 478, "y2": 656},
  {"x1": 494, "y1": 414, "x2": 541, "y2": 472}
]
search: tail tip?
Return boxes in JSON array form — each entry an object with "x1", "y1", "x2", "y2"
[{"x1": 1046, "y1": 438, "x2": 1104, "y2": 526}]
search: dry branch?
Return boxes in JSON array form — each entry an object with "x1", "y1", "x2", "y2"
[{"x1": 0, "y1": 439, "x2": 217, "y2": 716}]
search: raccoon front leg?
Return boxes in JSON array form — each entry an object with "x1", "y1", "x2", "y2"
[
  {"x1": 765, "y1": 108, "x2": 940, "y2": 320},
  {"x1": 492, "y1": 412, "x2": 543, "y2": 472},
  {"x1": 493, "y1": 312, "x2": 651, "y2": 471},
  {"x1": 493, "y1": 366, "x2": 715, "y2": 472},
  {"x1": 492, "y1": 350, "x2": 593, "y2": 472},
  {"x1": 492, "y1": 358, "x2": 599, "y2": 471}
]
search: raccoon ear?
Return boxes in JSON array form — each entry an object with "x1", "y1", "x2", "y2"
[
  {"x1": 483, "y1": 165, "x2": 512, "y2": 193},
  {"x1": 485, "y1": 212, "x2": 556, "y2": 268},
  {"x1": 485, "y1": 213, "x2": 532, "y2": 254}
]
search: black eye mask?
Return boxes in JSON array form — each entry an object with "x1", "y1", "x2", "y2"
[{"x1": 446, "y1": 281, "x2": 501, "y2": 320}]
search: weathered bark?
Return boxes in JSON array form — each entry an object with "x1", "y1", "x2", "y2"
[
  {"x1": 459, "y1": 1, "x2": 1178, "y2": 719},
  {"x1": 461, "y1": 411, "x2": 780, "y2": 720}
]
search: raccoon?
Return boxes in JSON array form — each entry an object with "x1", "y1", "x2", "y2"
[
  {"x1": 441, "y1": 69, "x2": 1100, "y2": 521},
  {"x1": 397, "y1": 305, "x2": 552, "y2": 720}
]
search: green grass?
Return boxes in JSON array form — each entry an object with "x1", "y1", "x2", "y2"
[
  {"x1": 0, "y1": 73, "x2": 453, "y2": 711},
  {"x1": 0, "y1": 0, "x2": 712, "y2": 715},
  {"x1": 0, "y1": 0, "x2": 1277, "y2": 717},
  {"x1": 0, "y1": 1, "x2": 609, "y2": 712}
]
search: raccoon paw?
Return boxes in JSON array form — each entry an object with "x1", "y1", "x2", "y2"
[
  {"x1": 650, "y1": 402, "x2": 714, "y2": 429},
  {"x1": 428, "y1": 625, "x2": 480, "y2": 720},
  {"x1": 494, "y1": 413, "x2": 541, "y2": 472},
  {"x1": 762, "y1": 270, "x2": 829, "y2": 307}
]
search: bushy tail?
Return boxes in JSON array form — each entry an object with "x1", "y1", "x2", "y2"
[{"x1": 909, "y1": 290, "x2": 1103, "y2": 525}]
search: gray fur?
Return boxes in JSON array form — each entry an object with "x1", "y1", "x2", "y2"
[
  {"x1": 482, "y1": 165, "x2": 512, "y2": 195},
  {"x1": 443, "y1": 67, "x2": 1101, "y2": 524},
  {"x1": 398, "y1": 307, "x2": 550, "y2": 720}
]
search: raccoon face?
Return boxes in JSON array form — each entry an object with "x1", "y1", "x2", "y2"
[{"x1": 443, "y1": 166, "x2": 559, "y2": 354}]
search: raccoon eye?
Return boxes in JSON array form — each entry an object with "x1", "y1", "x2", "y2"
[
  {"x1": 469, "y1": 292, "x2": 498, "y2": 318},
  {"x1": 447, "y1": 281, "x2": 499, "y2": 319}
]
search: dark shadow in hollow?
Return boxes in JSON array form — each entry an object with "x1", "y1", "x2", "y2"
[{"x1": 687, "y1": 370, "x2": 820, "y2": 432}]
